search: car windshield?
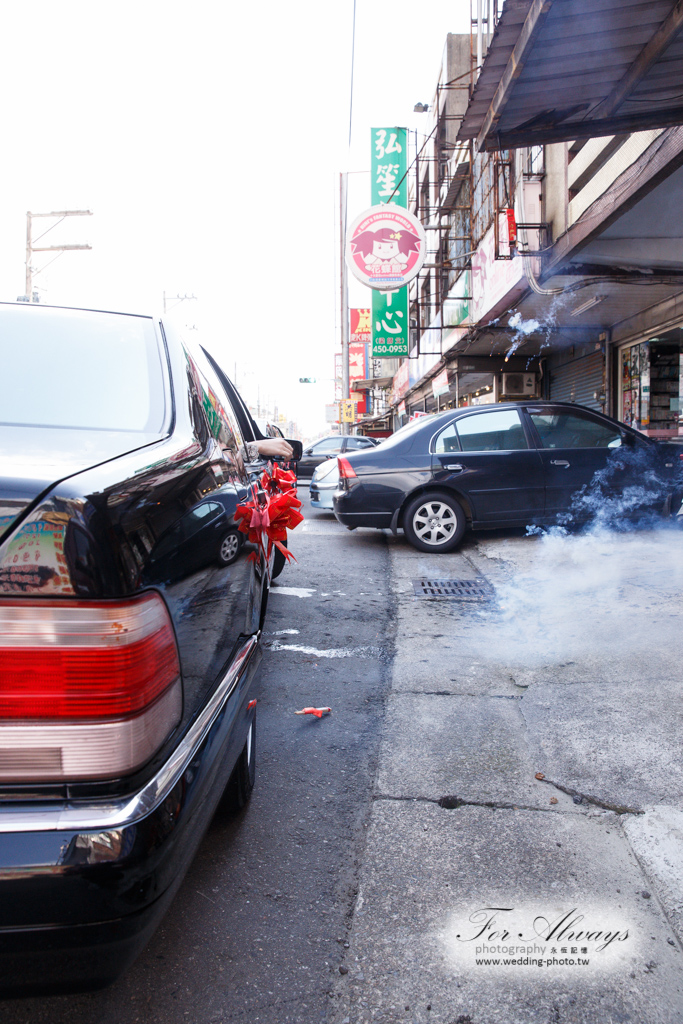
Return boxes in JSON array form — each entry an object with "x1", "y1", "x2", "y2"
[{"x1": 0, "y1": 305, "x2": 166, "y2": 432}]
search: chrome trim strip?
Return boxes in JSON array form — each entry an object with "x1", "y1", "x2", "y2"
[{"x1": 0, "y1": 634, "x2": 260, "y2": 834}]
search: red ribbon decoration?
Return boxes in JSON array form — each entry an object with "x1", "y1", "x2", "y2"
[{"x1": 235, "y1": 463, "x2": 303, "y2": 568}]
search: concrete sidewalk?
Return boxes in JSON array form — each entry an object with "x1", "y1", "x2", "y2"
[{"x1": 329, "y1": 527, "x2": 683, "y2": 1024}]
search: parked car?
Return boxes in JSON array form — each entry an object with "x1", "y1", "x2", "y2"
[
  {"x1": 297, "y1": 434, "x2": 379, "y2": 478},
  {"x1": 310, "y1": 457, "x2": 340, "y2": 509},
  {"x1": 0, "y1": 301, "x2": 296, "y2": 995},
  {"x1": 333, "y1": 401, "x2": 683, "y2": 552}
]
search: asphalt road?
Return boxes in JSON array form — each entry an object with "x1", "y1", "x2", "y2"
[{"x1": 5, "y1": 493, "x2": 394, "y2": 1024}]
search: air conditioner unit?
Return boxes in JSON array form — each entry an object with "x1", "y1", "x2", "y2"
[{"x1": 502, "y1": 372, "x2": 537, "y2": 397}]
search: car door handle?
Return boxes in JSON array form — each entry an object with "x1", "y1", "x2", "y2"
[
  {"x1": 550, "y1": 460, "x2": 570, "y2": 468},
  {"x1": 444, "y1": 463, "x2": 464, "y2": 472}
]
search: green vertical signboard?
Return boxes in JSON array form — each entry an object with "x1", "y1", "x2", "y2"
[
  {"x1": 371, "y1": 127, "x2": 408, "y2": 206},
  {"x1": 371, "y1": 127, "x2": 409, "y2": 357},
  {"x1": 372, "y1": 289, "x2": 409, "y2": 357}
]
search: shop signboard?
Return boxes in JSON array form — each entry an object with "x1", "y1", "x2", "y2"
[
  {"x1": 350, "y1": 308, "x2": 371, "y2": 343},
  {"x1": 397, "y1": 400, "x2": 406, "y2": 417},
  {"x1": 471, "y1": 221, "x2": 525, "y2": 323},
  {"x1": 371, "y1": 127, "x2": 408, "y2": 206},
  {"x1": 432, "y1": 367, "x2": 450, "y2": 398},
  {"x1": 349, "y1": 343, "x2": 367, "y2": 382},
  {"x1": 325, "y1": 404, "x2": 339, "y2": 423},
  {"x1": 341, "y1": 399, "x2": 356, "y2": 423},
  {"x1": 372, "y1": 288, "x2": 409, "y2": 357},
  {"x1": 349, "y1": 342, "x2": 367, "y2": 414},
  {"x1": 347, "y1": 206, "x2": 426, "y2": 291},
  {"x1": 391, "y1": 359, "x2": 410, "y2": 404}
]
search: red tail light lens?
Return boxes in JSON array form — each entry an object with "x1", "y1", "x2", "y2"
[
  {"x1": 337, "y1": 456, "x2": 357, "y2": 480},
  {"x1": 0, "y1": 593, "x2": 181, "y2": 781}
]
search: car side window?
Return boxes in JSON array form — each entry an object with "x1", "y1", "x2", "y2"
[
  {"x1": 434, "y1": 422, "x2": 461, "y2": 453},
  {"x1": 530, "y1": 411, "x2": 622, "y2": 449},
  {"x1": 182, "y1": 343, "x2": 245, "y2": 456},
  {"x1": 346, "y1": 437, "x2": 372, "y2": 450},
  {"x1": 314, "y1": 438, "x2": 343, "y2": 453},
  {"x1": 455, "y1": 409, "x2": 528, "y2": 452}
]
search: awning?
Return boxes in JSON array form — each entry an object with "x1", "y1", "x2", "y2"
[
  {"x1": 458, "y1": 0, "x2": 683, "y2": 152},
  {"x1": 350, "y1": 376, "x2": 394, "y2": 390}
]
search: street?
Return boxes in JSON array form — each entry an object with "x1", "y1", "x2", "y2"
[{"x1": 5, "y1": 495, "x2": 683, "y2": 1023}]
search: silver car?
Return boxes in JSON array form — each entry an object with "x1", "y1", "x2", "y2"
[{"x1": 309, "y1": 457, "x2": 340, "y2": 509}]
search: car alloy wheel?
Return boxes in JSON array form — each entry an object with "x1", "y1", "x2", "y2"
[
  {"x1": 218, "y1": 529, "x2": 241, "y2": 566},
  {"x1": 403, "y1": 491, "x2": 466, "y2": 553}
]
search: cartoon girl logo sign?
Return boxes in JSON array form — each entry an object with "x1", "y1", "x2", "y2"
[{"x1": 346, "y1": 205, "x2": 426, "y2": 290}]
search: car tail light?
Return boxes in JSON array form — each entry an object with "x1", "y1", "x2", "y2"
[
  {"x1": 0, "y1": 592, "x2": 182, "y2": 782},
  {"x1": 337, "y1": 456, "x2": 357, "y2": 480}
]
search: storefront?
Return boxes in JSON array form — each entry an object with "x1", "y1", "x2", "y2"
[
  {"x1": 547, "y1": 346, "x2": 605, "y2": 412},
  {"x1": 618, "y1": 328, "x2": 683, "y2": 438}
]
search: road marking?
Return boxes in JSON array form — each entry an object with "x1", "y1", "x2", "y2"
[
  {"x1": 266, "y1": 641, "x2": 383, "y2": 659},
  {"x1": 272, "y1": 586, "x2": 316, "y2": 598}
]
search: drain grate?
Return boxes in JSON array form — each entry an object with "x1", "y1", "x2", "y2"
[{"x1": 412, "y1": 577, "x2": 495, "y2": 600}]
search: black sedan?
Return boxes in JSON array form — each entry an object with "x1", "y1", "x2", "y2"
[
  {"x1": 0, "y1": 301, "x2": 294, "y2": 994},
  {"x1": 333, "y1": 401, "x2": 682, "y2": 552},
  {"x1": 297, "y1": 434, "x2": 378, "y2": 478}
]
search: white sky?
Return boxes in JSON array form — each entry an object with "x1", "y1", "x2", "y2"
[{"x1": 0, "y1": 0, "x2": 469, "y2": 439}]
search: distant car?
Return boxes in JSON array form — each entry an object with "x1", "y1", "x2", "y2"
[
  {"x1": 310, "y1": 458, "x2": 339, "y2": 509},
  {"x1": 0, "y1": 301, "x2": 284, "y2": 995},
  {"x1": 333, "y1": 401, "x2": 683, "y2": 552},
  {"x1": 298, "y1": 434, "x2": 378, "y2": 478}
]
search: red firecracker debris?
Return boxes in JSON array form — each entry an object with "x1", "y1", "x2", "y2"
[{"x1": 295, "y1": 707, "x2": 332, "y2": 718}]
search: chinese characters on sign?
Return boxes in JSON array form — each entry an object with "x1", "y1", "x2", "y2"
[
  {"x1": 340, "y1": 399, "x2": 356, "y2": 423},
  {"x1": 372, "y1": 289, "x2": 408, "y2": 357},
  {"x1": 369, "y1": 127, "x2": 411, "y2": 357},
  {"x1": 350, "y1": 308, "x2": 371, "y2": 343},
  {"x1": 371, "y1": 127, "x2": 408, "y2": 206}
]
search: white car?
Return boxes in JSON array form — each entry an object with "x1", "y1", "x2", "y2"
[{"x1": 309, "y1": 457, "x2": 340, "y2": 509}]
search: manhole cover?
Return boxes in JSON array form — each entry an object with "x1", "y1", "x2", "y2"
[{"x1": 412, "y1": 578, "x2": 495, "y2": 600}]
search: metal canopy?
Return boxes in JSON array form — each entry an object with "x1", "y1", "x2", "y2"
[{"x1": 458, "y1": 0, "x2": 683, "y2": 152}]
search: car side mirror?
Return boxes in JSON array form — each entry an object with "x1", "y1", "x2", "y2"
[{"x1": 285, "y1": 439, "x2": 303, "y2": 461}]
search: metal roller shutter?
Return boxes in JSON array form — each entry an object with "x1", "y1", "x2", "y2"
[{"x1": 549, "y1": 351, "x2": 604, "y2": 410}]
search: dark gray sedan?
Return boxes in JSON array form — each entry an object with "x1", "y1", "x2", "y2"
[{"x1": 333, "y1": 401, "x2": 683, "y2": 552}]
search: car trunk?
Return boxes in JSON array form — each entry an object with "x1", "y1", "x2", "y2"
[{"x1": 0, "y1": 425, "x2": 166, "y2": 546}]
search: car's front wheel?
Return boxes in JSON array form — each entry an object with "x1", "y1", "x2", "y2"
[{"x1": 403, "y1": 491, "x2": 466, "y2": 552}]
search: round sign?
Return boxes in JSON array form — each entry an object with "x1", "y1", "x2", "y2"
[{"x1": 346, "y1": 205, "x2": 426, "y2": 291}]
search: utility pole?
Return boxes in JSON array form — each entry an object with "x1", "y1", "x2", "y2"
[
  {"x1": 24, "y1": 210, "x2": 92, "y2": 302},
  {"x1": 163, "y1": 292, "x2": 197, "y2": 313},
  {"x1": 339, "y1": 172, "x2": 350, "y2": 436}
]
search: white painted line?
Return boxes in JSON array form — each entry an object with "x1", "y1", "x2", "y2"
[
  {"x1": 272, "y1": 586, "x2": 317, "y2": 598},
  {"x1": 266, "y1": 641, "x2": 382, "y2": 659}
]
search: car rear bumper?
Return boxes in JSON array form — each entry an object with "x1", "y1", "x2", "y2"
[{"x1": 0, "y1": 634, "x2": 261, "y2": 995}]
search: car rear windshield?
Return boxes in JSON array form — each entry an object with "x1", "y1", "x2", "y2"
[{"x1": 0, "y1": 306, "x2": 167, "y2": 432}]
